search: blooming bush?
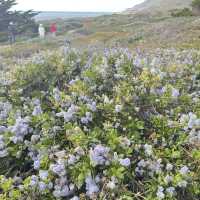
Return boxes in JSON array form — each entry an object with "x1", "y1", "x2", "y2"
[{"x1": 0, "y1": 47, "x2": 200, "y2": 199}]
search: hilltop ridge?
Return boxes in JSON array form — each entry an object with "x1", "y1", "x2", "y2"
[{"x1": 126, "y1": 0, "x2": 193, "y2": 15}]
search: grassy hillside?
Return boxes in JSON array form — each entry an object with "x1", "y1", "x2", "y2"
[
  {"x1": 126, "y1": 0, "x2": 193, "y2": 15},
  {"x1": 1, "y1": 0, "x2": 200, "y2": 68}
]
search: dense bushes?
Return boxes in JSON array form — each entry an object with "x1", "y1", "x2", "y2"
[
  {"x1": 170, "y1": 8, "x2": 193, "y2": 17},
  {"x1": 1, "y1": 48, "x2": 200, "y2": 199},
  {"x1": 192, "y1": 0, "x2": 200, "y2": 8}
]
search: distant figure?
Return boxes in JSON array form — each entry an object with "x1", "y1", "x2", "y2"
[
  {"x1": 64, "y1": 39, "x2": 71, "y2": 47},
  {"x1": 8, "y1": 22, "x2": 16, "y2": 45},
  {"x1": 38, "y1": 24, "x2": 45, "y2": 38},
  {"x1": 50, "y1": 23, "x2": 57, "y2": 37}
]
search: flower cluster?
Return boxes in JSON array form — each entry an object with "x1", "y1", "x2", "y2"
[
  {"x1": 0, "y1": 47, "x2": 200, "y2": 200},
  {"x1": 9, "y1": 117, "x2": 30, "y2": 144}
]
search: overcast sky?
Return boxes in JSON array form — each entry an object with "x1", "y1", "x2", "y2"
[{"x1": 15, "y1": 0, "x2": 144, "y2": 12}]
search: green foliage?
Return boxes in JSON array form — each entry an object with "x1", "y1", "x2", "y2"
[
  {"x1": 192, "y1": 0, "x2": 200, "y2": 7},
  {"x1": 170, "y1": 8, "x2": 193, "y2": 17},
  {"x1": 1, "y1": 48, "x2": 200, "y2": 199}
]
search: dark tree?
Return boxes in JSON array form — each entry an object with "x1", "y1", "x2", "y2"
[{"x1": 0, "y1": 0, "x2": 38, "y2": 39}]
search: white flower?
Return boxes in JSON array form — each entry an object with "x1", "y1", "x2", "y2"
[
  {"x1": 0, "y1": 149, "x2": 8, "y2": 158},
  {"x1": 115, "y1": 105, "x2": 122, "y2": 113},
  {"x1": 119, "y1": 158, "x2": 131, "y2": 167},
  {"x1": 166, "y1": 187, "x2": 175, "y2": 196},
  {"x1": 39, "y1": 170, "x2": 48, "y2": 180},
  {"x1": 107, "y1": 177, "x2": 117, "y2": 190},
  {"x1": 166, "y1": 163, "x2": 173, "y2": 171},
  {"x1": 164, "y1": 175, "x2": 173, "y2": 184},
  {"x1": 144, "y1": 144, "x2": 153, "y2": 156},
  {"x1": 48, "y1": 182, "x2": 53, "y2": 189},
  {"x1": 104, "y1": 95, "x2": 112, "y2": 104},
  {"x1": 148, "y1": 159, "x2": 163, "y2": 175},
  {"x1": 31, "y1": 135, "x2": 40, "y2": 144},
  {"x1": 120, "y1": 137, "x2": 131, "y2": 147},
  {"x1": 156, "y1": 186, "x2": 165, "y2": 199},
  {"x1": 178, "y1": 180, "x2": 187, "y2": 188},
  {"x1": 74, "y1": 147, "x2": 85, "y2": 156},
  {"x1": 70, "y1": 196, "x2": 80, "y2": 200}
]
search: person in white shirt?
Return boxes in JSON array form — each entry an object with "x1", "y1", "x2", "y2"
[{"x1": 38, "y1": 24, "x2": 45, "y2": 38}]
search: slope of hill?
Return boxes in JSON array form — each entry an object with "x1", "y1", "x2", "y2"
[{"x1": 126, "y1": 0, "x2": 193, "y2": 15}]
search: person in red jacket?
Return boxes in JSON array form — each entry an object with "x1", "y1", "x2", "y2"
[{"x1": 50, "y1": 23, "x2": 57, "y2": 37}]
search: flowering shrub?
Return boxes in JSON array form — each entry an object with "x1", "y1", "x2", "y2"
[{"x1": 0, "y1": 47, "x2": 200, "y2": 200}]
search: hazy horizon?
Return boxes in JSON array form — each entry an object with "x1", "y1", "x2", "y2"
[{"x1": 15, "y1": 0, "x2": 145, "y2": 12}]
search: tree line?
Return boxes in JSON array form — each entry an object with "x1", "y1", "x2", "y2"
[{"x1": 0, "y1": 0, "x2": 38, "y2": 42}]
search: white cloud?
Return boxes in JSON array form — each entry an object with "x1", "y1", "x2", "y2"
[{"x1": 15, "y1": 0, "x2": 144, "y2": 12}]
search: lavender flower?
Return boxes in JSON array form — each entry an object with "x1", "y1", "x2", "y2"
[
  {"x1": 68, "y1": 154, "x2": 77, "y2": 165},
  {"x1": 89, "y1": 145, "x2": 110, "y2": 166},
  {"x1": 30, "y1": 175, "x2": 38, "y2": 187},
  {"x1": 32, "y1": 105, "x2": 43, "y2": 116},
  {"x1": 171, "y1": 88, "x2": 179, "y2": 98},
  {"x1": 50, "y1": 162, "x2": 66, "y2": 176},
  {"x1": 0, "y1": 102, "x2": 12, "y2": 120},
  {"x1": 81, "y1": 112, "x2": 93, "y2": 124},
  {"x1": 119, "y1": 158, "x2": 131, "y2": 167},
  {"x1": 0, "y1": 136, "x2": 8, "y2": 158},
  {"x1": 0, "y1": 126, "x2": 7, "y2": 133},
  {"x1": 53, "y1": 88, "x2": 61, "y2": 102},
  {"x1": 87, "y1": 101, "x2": 97, "y2": 112},
  {"x1": 34, "y1": 160, "x2": 40, "y2": 170},
  {"x1": 39, "y1": 181, "x2": 47, "y2": 192},
  {"x1": 9, "y1": 117, "x2": 29, "y2": 144},
  {"x1": 85, "y1": 176, "x2": 99, "y2": 197},
  {"x1": 179, "y1": 166, "x2": 189, "y2": 175},
  {"x1": 53, "y1": 176, "x2": 72, "y2": 198}
]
